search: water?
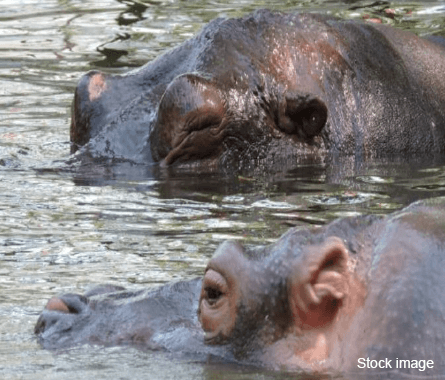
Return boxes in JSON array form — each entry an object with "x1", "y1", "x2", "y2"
[{"x1": 1, "y1": 0, "x2": 445, "y2": 379}]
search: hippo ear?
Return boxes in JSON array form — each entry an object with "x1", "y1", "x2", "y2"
[
  {"x1": 278, "y1": 92, "x2": 327, "y2": 139},
  {"x1": 288, "y1": 237, "x2": 350, "y2": 329}
]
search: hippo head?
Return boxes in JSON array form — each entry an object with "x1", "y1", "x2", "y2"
[
  {"x1": 148, "y1": 13, "x2": 334, "y2": 168},
  {"x1": 71, "y1": 11, "x2": 342, "y2": 169},
  {"x1": 34, "y1": 198, "x2": 445, "y2": 374},
  {"x1": 198, "y1": 236, "x2": 365, "y2": 370},
  {"x1": 70, "y1": 9, "x2": 445, "y2": 169}
]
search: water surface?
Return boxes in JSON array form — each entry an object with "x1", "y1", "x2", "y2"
[{"x1": 1, "y1": 0, "x2": 445, "y2": 379}]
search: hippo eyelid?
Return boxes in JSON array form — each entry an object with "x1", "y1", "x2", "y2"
[
  {"x1": 186, "y1": 111, "x2": 223, "y2": 133},
  {"x1": 202, "y1": 269, "x2": 228, "y2": 307}
]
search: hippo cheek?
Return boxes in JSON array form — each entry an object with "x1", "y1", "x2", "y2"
[
  {"x1": 150, "y1": 74, "x2": 226, "y2": 164},
  {"x1": 198, "y1": 269, "x2": 238, "y2": 344}
]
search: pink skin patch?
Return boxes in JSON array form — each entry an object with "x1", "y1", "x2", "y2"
[
  {"x1": 45, "y1": 297, "x2": 69, "y2": 313},
  {"x1": 88, "y1": 73, "x2": 107, "y2": 101}
]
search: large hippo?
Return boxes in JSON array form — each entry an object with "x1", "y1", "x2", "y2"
[
  {"x1": 35, "y1": 197, "x2": 445, "y2": 376},
  {"x1": 71, "y1": 9, "x2": 445, "y2": 168}
]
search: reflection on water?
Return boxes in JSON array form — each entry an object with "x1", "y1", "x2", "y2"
[{"x1": 1, "y1": 1, "x2": 445, "y2": 379}]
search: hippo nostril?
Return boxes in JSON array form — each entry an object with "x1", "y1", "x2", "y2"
[
  {"x1": 34, "y1": 317, "x2": 46, "y2": 335},
  {"x1": 47, "y1": 294, "x2": 88, "y2": 315},
  {"x1": 45, "y1": 297, "x2": 70, "y2": 313}
]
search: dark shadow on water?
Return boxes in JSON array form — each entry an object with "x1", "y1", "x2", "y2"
[
  {"x1": 35, "y1": 153, "x2": 445, "y2": 222},
  {"x1": 37, "y1": 152, "x2": 445, "y2": 196}
]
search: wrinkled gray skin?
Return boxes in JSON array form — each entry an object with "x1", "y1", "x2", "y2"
[
  {"x1": 35, "y1": 197, "x2": 445, "y2": 376},
  {"x1": 71, "y1": 10, "x2": 445, "y2": 168},
  {"x1": 34, "y1": 280, "x2": 232, "y2": 361}
]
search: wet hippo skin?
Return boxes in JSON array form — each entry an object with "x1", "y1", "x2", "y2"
[
  {"x1": 35, "y1": 197, "x2": 445, "y2": 376},
  {"x1": 71, "y1": 10, "x2": 445, "y2": 168}
]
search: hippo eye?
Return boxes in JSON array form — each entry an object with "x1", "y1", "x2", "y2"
[
  {"x1": 201, "y1": 269, "x2": 228, "y2": 309},
  {"x1": 187, "y1": 111, "x2": 223, "y2": 132},
  {"x1": 204, "y1": 286, "x2": 223, "y2": 306}
]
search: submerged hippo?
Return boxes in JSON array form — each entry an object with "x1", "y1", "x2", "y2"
[
  {"x1": 35, "y1": 197, "x2": 445, "y2": 376},
  {"x1": 71, "y1": 9, "x2": 445, "y2": 168}
]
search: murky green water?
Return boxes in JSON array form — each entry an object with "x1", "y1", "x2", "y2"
[{"x1": 1, "y1": 1, "x2": 445, "y2": 379}]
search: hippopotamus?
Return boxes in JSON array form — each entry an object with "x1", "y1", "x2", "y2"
[
  {"x1": 35, "y1": 197, "x2": 445, "y2": 376},
  {"x1": 71, "y1": 9, "x2": 445, "y2": 168}
]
